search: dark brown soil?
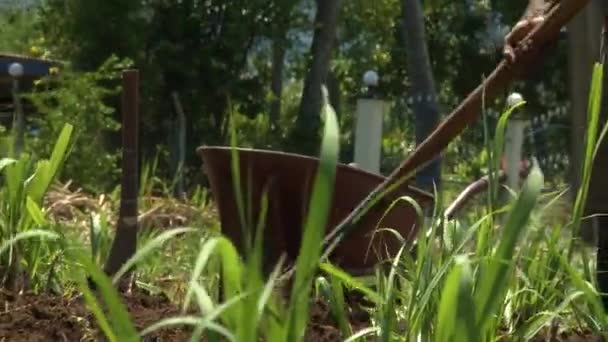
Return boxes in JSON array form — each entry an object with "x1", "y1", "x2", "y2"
[
  {"x1": 0, "y1": 288, "x2": 191, "y2": 341},
  {"x1": 0, "y1": 287, "x2": 371, "y2": 342},
  {"x1": 305, "y1": 297, "x2": 372, "y2": 341},
  {"x1": 2, "y1": 286, "x2": 605, "y2": 341}
]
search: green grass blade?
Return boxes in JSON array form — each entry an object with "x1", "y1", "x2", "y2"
[
  {"x1": 475, "y1": 160, "x2": 544, "y2": 332},
  {"x1": 329, "y1": 274, "x2": 353, "y2": 337},
  {"x1": 47, "y1": 123, "x2": 74, "y2": 173},
  {"x1": 0, "y1": 229, "x2": 59, "y2": 257},
  {"x1": 569, "y1": 63, "x2": 604, "y2": 260},
  {"x1": 68, "y1": 245, "x2": 139, "y2": 341},
  {"x1": 214, "y1": 237, "x2": 245, "y2": 328},
  {"x1": 436, "y1": 255, "x2": 477, "y2": 342},
  {"x1": 0, "y1": 158, "x2": 17, "y2": 172},
  {"x1": 25, "y1": 196, "x2": 47, "y2": 226},
  {"x1": 286, "y1": 86, "x2": 340, "y2": 342},
  {"x1": 320, "y1": 263, "x2": 382, "y2": 304},
  {"x1": 258, "y1": 254, "x2": 285, "y2": 315},
  {"x1": 191, "y1": 281, "x2": 215, "y2": 316},
  {"x1": 256, "y1": 255, "x2": 288, "y2": 342},
  {"x1": 380, "y1": 245, "x2": 407, "y2": 342},
  {"x1": 183, "y1": 237, "x2": 221, "y2": 313},
  {"x1": 228, "y1": 108, "x2": 250, "y2": 254},
  {"x1": 555, "y1": 248, "x2": 608, "y2": 328},
  {"x1": 80, "y1": 280, "x2": 119, "y2": 342},
  {"x1": 237, "y1": 183, "x2": 271, "y2": 342},
  {"x1": 344, "y1": 327, "x2": 380, "y2": 342},
  {"x1": 436, "y1": 256, "x2": 462, "y2": 342},
  {"x1": 26, "y1": 124, "x2": 73, "y2": 204},
  {"x1": 408, "y1": 213, "x2": 491, "y2": 333},
  {"x1": 112, "y1": 227, "x2": 195, "y2": 284}
]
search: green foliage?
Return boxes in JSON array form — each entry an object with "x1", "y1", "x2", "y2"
[
  {"x1": 0, "y1": 7, "x2": 41, "y2": 54},
  {"x1": 34, "y1": 0, "x2": 290, "y2": 173},
  {"x1": 0, "y1": 123, "x2": 73, "y2": 289},
  {"x1": 24, "y1": 55, "x2": 132, "y2": 193},
  {"x1": 35, "y1": 0, "x2": 146, "y2": 70}
]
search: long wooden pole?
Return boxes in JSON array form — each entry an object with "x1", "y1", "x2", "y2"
[{"x1": 104, "y1": 69, "x2": 140, "y2": 280}]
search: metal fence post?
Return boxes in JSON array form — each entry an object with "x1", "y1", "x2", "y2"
[
  {"x1": 353, "y1": 70, "x2": 386, "y2": 174},
  {"x1": 8, "y1": 62, "x2": 24, "y2": 156},
  {"x1": 504, "y1": 92, "x2": 526, "y2": 192}
]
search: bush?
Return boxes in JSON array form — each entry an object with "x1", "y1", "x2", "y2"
[{"x1": 23, "y1": 55, "x2": 132, "y2": 193}]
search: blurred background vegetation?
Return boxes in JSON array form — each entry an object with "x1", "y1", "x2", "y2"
[{"x1": 0, "y1": 0, "x2": 572, "y2": 198}]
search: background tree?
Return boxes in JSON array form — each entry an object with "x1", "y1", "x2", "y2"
[
  {"x1": 289, "y1": 0, "x2": 342, "y2": 156},
  {"x1": 400, "y1": 0, "x2": 442, "y2": 192},
  {"x1": 8, "y1": 0, "x2": 573, "y2": 195}
]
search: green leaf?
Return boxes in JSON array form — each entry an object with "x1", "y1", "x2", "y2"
[
  {"x1": 475, "y1": 160, "x2": 544, "y2": 333},
  {"x1": 286, "y1": 86, "x2": 340, "y2": 342},
  {"x1": 26, "y1": 124, "x2": 73, "y2": 205},
  {"x1": 113, "y1": 227, "x2": 195, "y2": 284},
  {"x1": 0, "y1": 229, "x2": 59, "y2": 257},
  {"x1": 214, "y1": 237, "x2": 245, "y2": 328},
  {"x1": 183, "y1": 237, "x2": 221, "y2": 313},
  {"x1": 238, "y1": 183, "x2": 272, "y2": 342},
  {"x1": 568, "y1": 63, "x2": 605, "y2": 282},
  {"x1": 320, "y1": 263, "x2": 382, "y2": 304},
  {"x1": 25, "y1": 196, "x2": 47, "y2": 226},
  {"x1": 436, "y1": 255, "x2": 477, "y2": 342},
  {"x1": 228, "y1": 106, "x2": 249, "y2": 253},
  {"x1": 68, "y1": 245, "x2": 139, "y2": 341},
  {"x1": 48, "y1": 123, "x2": 74, "y2": 175},
  {"x1": 0, "y1": 158, "x2": 17, "y2": 172}
]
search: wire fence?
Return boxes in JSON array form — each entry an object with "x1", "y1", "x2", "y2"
[{"x1": 0, "y1": 0, "x2": 39, "y2": 10}]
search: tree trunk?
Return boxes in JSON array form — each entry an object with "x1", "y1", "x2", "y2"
[
  {"x1": 400, "y1": 0, "x2": 441, "y2": 192},
  {"x1": 270, "y1": 33, "x2": 287, "y2": 130},
  {"x1": 290, "y1": 0, "x2": 342, "y2": 155}
]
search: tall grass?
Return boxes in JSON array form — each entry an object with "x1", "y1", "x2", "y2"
[
  {"x1": 0, "y1": 123, "x2": 73, "y2": 290},
  {"x1": 142, "y1": 62, "x2": 606, "y2": 341},
  {"x1": 3, "y1": 65, "x2": 608, "y2": 342}
]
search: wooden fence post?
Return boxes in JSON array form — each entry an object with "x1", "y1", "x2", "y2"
[{"x1": 104, "y1": 69, "x2": 140, "y2": 284}]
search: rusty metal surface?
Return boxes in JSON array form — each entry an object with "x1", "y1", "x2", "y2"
[
  {"x1": 444, "y1": 164, "x2": 532, "y2": 220},
  {"x1": 444, "y1": 172, "x2": 507, "y2": 221},
  {"x1": 197, "y1": 146, "x2": 434, "y2": 273}
]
